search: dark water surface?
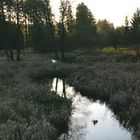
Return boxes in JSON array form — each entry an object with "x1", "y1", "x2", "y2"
[{"x1": 51, "y1": 78, "x2": 136, "y2": 140}]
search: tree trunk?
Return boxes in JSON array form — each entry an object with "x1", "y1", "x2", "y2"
[
  {"x1": 61, "y1": 43, "x2": 65, "y2": 62},
  {"x1": 16, "y1": 0, "x2": 21, "y2": 62},
  {"x1": 5, "y1": 50, "x2": 10, "y2": 62},
  {"x1": 60, "y1": 21, "x2": 65, "y2": 62},
  {"x1": 46, "y1": 15, "x2": 59, "y2": 60},
  {"x1": 17, "y1": 48, "x2": 21, "y2": 62},
  {"x1": 9, "y1": 49, "x2": 15, "y2": 62},
  {"x1": 0, "y1": 2, "x2": 11, "y2": 62},
  {"x1": 24, "y1": 14, "x2": 29, "y2": 48}
]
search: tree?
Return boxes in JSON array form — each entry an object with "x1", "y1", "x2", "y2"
[
  {"x1": 114, "y1": 26, "x2": 125, "y2": 48},
  {"x1": 43, "y1": 0, "x2": 55, "y2": 40},
  {"x1": 0, "y1": 0, "x2": 16, "y2": 62},
  {"x1": 97, "y1": 19, "x2": 114, "y2": 47},
  {"x1": 66, "y1": 1, "x2": 75, "y2": 35},
  {"x1": 0, "y1": 0, "x2": 7, "y2": 51},
  {"x1": 0, "y1": 0, "x2": 24, "y2": 62},
  {"x1": 59, "y1": 0, "x2": 69, "y2": 61},
  {"x1": 75, "y1": 2, "x2": 96, "y2": 47},
  {"x1": 13, "y1": 0, "x2": 23, "y2": 61},
  {"x1": 130, "y1": 8, "x2": 140, "y2": 45},
  {"x1": 24, "y1": 0, "x2": 58, "y2": 54},
  {"x1": 42, "y1": 0, "x2": 59, "y2": 58},
  {"x1": 124, "y1": 16, "x2": 130, "y2": 46},
  {"x1": 64, "y1": 0, "x2": 75, "y2": 48},
  {"x1": 24, "y1": 0, "x2": 45, "y2": 48}
]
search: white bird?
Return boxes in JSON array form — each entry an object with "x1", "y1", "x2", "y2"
[{"x1": 52, "y1": 59, "x2": 56, "y2": 63}]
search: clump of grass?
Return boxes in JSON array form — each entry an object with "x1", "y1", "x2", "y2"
[
  {"x1": 27, "y1": 61, "x2": 77, "y2": 81},
  {"x1": 0, "y1": 120, "x2": 57, "y2": 140},
  {"x1": 0, "y1": 97, "x2": 57, "y2": 139}
]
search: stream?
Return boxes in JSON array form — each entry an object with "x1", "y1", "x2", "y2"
[{"x1": 51, "y1": 78, "x2": 136, "y2": 140}]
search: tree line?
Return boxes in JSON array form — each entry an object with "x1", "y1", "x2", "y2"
[{"x1": 0, "y1": 0, "x2": 140, "y2": 62}]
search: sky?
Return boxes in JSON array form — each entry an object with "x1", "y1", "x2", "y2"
[{"x1": 51, "y1": 0, "x2": 140, "y2": 27}]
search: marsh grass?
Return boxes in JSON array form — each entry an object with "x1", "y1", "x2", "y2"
[
  {"x1": 64, "y1": 48, "x2": 140, "y2": 138},
  {"x1": 102, "y1": 46, "x2": 140, "y2": 56},
  {"x1": 0, "y1": 47, "x2": 140, "y2": 139},
  {"x1": 0, "y1": 61, "x2": 72, "y2": 140}
]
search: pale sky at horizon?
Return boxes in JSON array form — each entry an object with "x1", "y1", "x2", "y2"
[{"x1": 51, "y1": 0, "x2": 140, "y2": 27}]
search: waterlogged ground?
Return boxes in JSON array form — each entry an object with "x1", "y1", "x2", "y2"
[{"x1": 52, "y1": 79, "x2": 135, "y2": 140}]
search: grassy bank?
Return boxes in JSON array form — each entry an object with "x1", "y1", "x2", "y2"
[
  {"x1": 65, "y1": 48, "x2": 140, "y2": 139},
  {"x1": 0, "y1": 61, "x2": 72, "y2": 140}
]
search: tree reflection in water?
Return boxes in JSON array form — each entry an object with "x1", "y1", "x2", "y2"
[{"x1": 51, "y1": 78, "x2": 138, "y2": 140}]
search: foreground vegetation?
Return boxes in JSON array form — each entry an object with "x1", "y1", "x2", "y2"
[
  {"x1": 0, "y1": 46, "x2": 140, "y2": 139},
  {"x1": 0, "y1": 59, "x2": 71, "y2": 140}
]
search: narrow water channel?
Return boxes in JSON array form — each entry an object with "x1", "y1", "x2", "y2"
[{"x1": 51, "y1": 78, "x2": 136, "y2": 140}]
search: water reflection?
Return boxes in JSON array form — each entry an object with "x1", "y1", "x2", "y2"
[{"x1": 51, "y1": 78, "x2": 136, "y2": 140}]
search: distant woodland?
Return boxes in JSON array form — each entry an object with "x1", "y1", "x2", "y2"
[{"x1": 0, "y1": 0, "x2": 140, "y2": 61}]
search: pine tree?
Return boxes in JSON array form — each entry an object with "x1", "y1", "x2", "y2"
[
  {"x1": 43, "y1": 0, "x2": 59, "y2": 59},
  {"x1": 75, "y1": 2, "x2": 96, "y2": 46},
  {"x1": 66, "y1": 1, "x2": 74, "y2": 33},
  {"x1": 124, "y1": 16, "x2": 130, "y2": 46},
  {"x1": 130, "y1": 8, "x2": 140, "y2": 44},
  {"x1": 59, "y1": 0, "x2": 68, "y2": 61}
]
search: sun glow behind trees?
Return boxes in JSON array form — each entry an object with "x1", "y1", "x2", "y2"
[{"x1": 51, "y1": 0, "x2": 140, "y2": 27}]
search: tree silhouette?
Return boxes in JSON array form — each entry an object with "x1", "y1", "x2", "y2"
[
  {"x1": 124, "y1": 16, "x2": 130, "y2": 46},
  {"x1": 59, "y1": 0, "x2": 69, "y2": 61},
  {"x1": 76, "y1": 2, "x2": 96, "y2": 47},
  {"x1": 97, "y1": 19, "x2": 114, "y2": 46},
  {"x1": 130, "y1": 8, "x2": 140, "y2": 45}
]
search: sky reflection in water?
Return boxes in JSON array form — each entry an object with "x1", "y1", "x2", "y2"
[{"x1": 52, "y1": 78, "x2": 133, "y2": 140}]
